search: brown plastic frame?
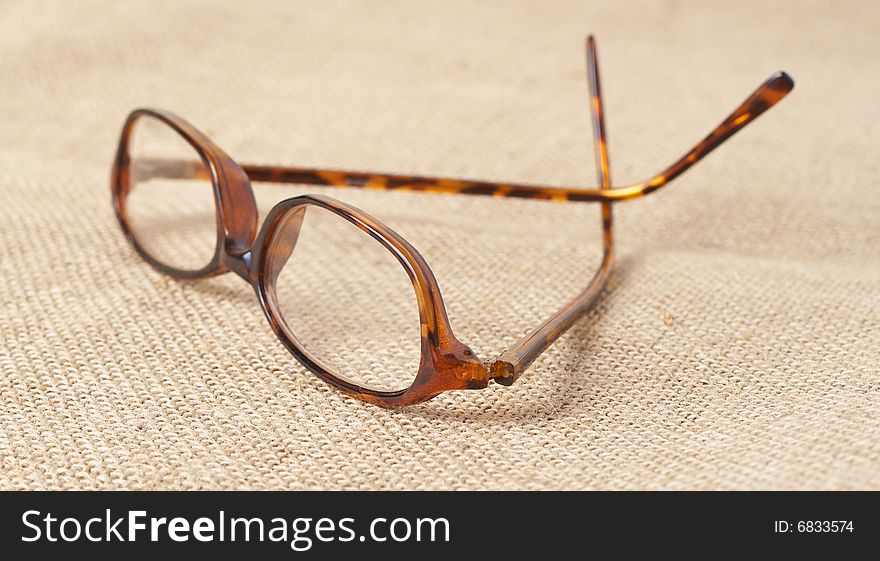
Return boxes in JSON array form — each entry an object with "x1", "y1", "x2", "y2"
[{"x1": 111, "y1": 36, "x2": 794, "y2": 406}]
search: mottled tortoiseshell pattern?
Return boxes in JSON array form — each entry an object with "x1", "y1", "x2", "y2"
[{"x1": 111, "y1": 36, "x2": 794, "y2": 406}]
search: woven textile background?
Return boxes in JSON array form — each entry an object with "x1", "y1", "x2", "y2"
[{"x1": 1, "y1": 0, "x2": 878, "y2": 490}]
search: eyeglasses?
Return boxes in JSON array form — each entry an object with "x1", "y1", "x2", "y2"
[{"x1": 110, "y1": 36, "x2": 793, "y2": 407}]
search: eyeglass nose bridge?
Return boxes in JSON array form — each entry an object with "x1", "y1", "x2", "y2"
[{"x1": 220, "y1": 204, "x2": 308, "y2": 289}]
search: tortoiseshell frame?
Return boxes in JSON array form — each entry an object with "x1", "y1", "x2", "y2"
[{"x1": 111, "y1": 36, "x2": 794, "y2": 407}]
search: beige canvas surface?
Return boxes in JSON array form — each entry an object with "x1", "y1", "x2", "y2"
[{"x1": 1, "y1": 0, "x2": 878, "y2": 490}]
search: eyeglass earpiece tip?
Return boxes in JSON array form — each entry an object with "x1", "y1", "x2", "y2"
[{"x1": 772, "y1": 71, "x2": 795, "y2": 92}]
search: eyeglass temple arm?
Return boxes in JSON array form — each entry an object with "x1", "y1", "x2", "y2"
[
  {"x1": 600, "y1": 70, "x2": 794, "y2": 201},
  {"x1": 490, "y1": 34, "x2": 615, "y2": 385},
  {"x1": 490, "y1": 46, "x2": 795, "y2": 385},
  {"x1": 133, "y1": 70, "x2": 792, "y2": 204}
]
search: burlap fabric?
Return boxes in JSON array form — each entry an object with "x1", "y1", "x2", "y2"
[{"x1": 1, "y1": 0, "x2": 877, "y2": 490}]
